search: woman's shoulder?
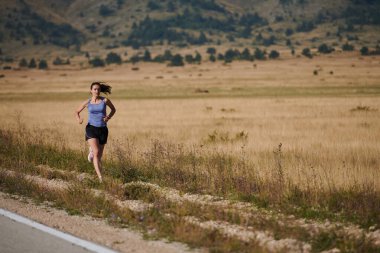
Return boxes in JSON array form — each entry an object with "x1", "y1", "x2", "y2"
[{"x1": 82, "y1": 99, "x2": 90, "y2": 106}]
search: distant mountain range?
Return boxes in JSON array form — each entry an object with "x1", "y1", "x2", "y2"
[{"x1": 0, "y1": 0, "x2": 379, "y2": 58}]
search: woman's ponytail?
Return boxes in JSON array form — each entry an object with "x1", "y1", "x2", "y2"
[{"x1": 91, "y1": 82, "x2": 112, "y2": 95}]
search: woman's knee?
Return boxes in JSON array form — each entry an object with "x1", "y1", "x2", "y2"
[{"x1": 92, "y1": 148, "x2": 100, "y2": 157}]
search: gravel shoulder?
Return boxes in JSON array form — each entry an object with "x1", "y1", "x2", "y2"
[{"x1": 0, "y1": 191, "x2": 203, "y2": 253}]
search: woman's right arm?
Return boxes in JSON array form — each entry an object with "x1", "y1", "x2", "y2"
[{"x1": 75, "y1": 100, "x2": 89, "y2": 124}]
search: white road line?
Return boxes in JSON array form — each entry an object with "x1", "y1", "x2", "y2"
[{"x1": 0, "y1": 208, "x2": 119, "y2": 253}]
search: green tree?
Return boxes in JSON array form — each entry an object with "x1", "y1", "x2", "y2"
[
  {"x1": 224, "y1": 49, "x2": 236, "y2": 62},
  {"x1": 19, "y1": 58, "x2": 28, "y2": 68},
  {"x1": 254, "y1": 48, "x2": 266, "y2": 60},
  {"x1": 28, "y1": 58, "x2": 37, "y2": 68},
  {"x1": 38, "y1": 59, "x2": 48, "y2": 69},
  {"x1": 99, "y1": 5, "x2": 114, "y2": 17},
  {"x1": 89, "y1": 57, "x2": 105, "y2": 67},
  {"x1": 241, "y1": 48, "x2": 252, "y2": 61},
  {"x1": 53, "y1": 57, "x2": 64, "y2": 65},
  {"x1": 207, "y1": 47, "x2": 216, "y2": 55},
  {"x1": 302, "y1": 48, "x2": 312, "y2": 58},
  {"x1": 153, "y1": 54, "x2": 165, "y2": 63},
  {"x1": 143, "y1": 49, "x2": 152, "y2": 61},
  {"x1": 185, "y1": 54, "x2": 194, "y2": 64},
  {"x1": 342, "y1": 43, "x2": 354, "y2": 51},
  {"x1": 269, "y1": 50, "x2": 280, "y2": 59},
  {"x1": 197, "y1": 32, "x2": 208, "y2": 45},
  {"x1": 209, "y1": 54, "x2": 216, "y2": 62},
  {"x1": 194, "y1": 52, "x2": 202, "y2": 63},
  {"x1": 163, "y1": 50, "x2": 173, "y2": 61},
  {"x1": 318, "y1": 43, "x2": 334, "y2": 54},
  {"x1": 360, "y1": 46, "x2": 369, "y2": 55},
  {"x1": 263, "y1": 35, "x2": 276, "y2": 46},
  {"x1": 106, "y1": 52, "x2": 122, "y2": 64},
  {"x1": 169, "y1": 54, "x2": 184, "y2": 66}
]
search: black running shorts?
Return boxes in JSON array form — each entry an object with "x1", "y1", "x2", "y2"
[{"x1": 85, "y1": 124, "x2": 108, "y2": 145}]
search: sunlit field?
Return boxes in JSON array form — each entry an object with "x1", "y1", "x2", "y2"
[{"x1": 1, "y1": 53, "x2": 379, "y2": 190}]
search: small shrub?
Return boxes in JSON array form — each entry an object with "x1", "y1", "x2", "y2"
[
  {"x1": 207, "y1": 47, "x2": 216, "y2": 55},
  {"x1": 285, "y1": 28, "x2": 294, "y2": 36},
  {"x1": 194, "y1": 52, "x2": 202, "y2": 64},
  {"x1": 130, "y1": 55, "x2": 140, "y2": 64},
  {"x1": 318, "y1": 43, "x2": 335, "y2": 54},
  {"x1": 99, "y1": 4, "x2": 114, "y2": 17},
  {"x1": 168, "y1": 54, "x2": 184, "y2": 67},
  {"x1": 89, "y1": 57, "x2": 105, "y2": 67},
  {"x1": 269, "y1": 50, "x2": 280, "y2": 59},
  {"x1": 185, "y1": 54, "x2": 194, "y2": 64},
  {"x1": 106, "y1": 52, "x2": 122, "y2": 64},
  {"x1": 19, "y1": 58, "x2": 28, "y2": 68},
  {"x1": 360, "y1": 46, "x2": 369, "y2": 55},
  {"x1": 28, "y1": 58, "x2": 37, "y2": 68},
  {"x1": 153, "y1": 55, "x2": 165, "y2": 63},
  {"x1": 38, "y1": 59, "x2": 48, "y2": 69},
  {"x1": 302, "y1": 48, "x2": 313, "y2": 58},
  {"x1": 342, "y1": 43, "x2": 354, "y2": 51},
  {"x1": 143, "y1": 50, "x2": 151, "y2": 62},
  {"x1": 254, "y1": 48, "x2": 266, "y2": 60}
]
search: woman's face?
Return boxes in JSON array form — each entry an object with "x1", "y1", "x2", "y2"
[{"x1": 91, "y1": 84, "x2": 101, "y2": 96}]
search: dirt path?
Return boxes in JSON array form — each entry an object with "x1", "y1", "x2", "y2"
[{"x1": 0, "y1": 192, "x2": 204, "y2": 253}]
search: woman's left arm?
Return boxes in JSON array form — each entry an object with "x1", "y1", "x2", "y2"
[{"x1": 104, "y1": 98, "x2": 116, "y2": 122}]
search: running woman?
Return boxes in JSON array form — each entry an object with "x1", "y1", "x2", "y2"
[{"x1": 75, "y1": 82, "x2": 116, "y2": 182}]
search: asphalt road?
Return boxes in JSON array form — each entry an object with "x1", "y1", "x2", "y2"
[{"x1": 0, "y1": 209, "x2": 117, "y2": 253}]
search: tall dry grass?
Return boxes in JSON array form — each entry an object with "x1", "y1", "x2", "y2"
[
  {"x1": 2, "y1": 96, "x2": 379, "y2": 191},
  {"x1": 1, "y1": 108, "x2": 379, "y2": 227}
]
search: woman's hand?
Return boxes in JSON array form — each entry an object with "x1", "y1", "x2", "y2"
[
  {"x1": 76, "y1": 100, "x2": 89, "y2": 125},
  {"x1": 103, "y1": 115, "x2": 111, "y2": 122}
]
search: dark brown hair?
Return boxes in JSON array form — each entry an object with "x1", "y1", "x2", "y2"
[{"x1": 90, "y1": 82, "x2": 112, "y2": 94}]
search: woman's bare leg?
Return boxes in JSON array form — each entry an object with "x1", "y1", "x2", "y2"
[
  {"x1": 88, "y1": 138, "x2": 103, "y2": 182},
  {"x1": 98, "y1": 144, "x2": 105, "y2": 171}
]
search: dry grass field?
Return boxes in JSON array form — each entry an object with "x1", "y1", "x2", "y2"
[
  {"x1": 1, "y1": 52, "x2": 380, "y2": 252},
  {"x1": 1, "y1": 52, "x2": 379, "y2": 189}
]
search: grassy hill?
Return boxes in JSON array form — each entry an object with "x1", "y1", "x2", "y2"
[{"x1": 0, "y1": 0, "x2": 379, "y2": 60}]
